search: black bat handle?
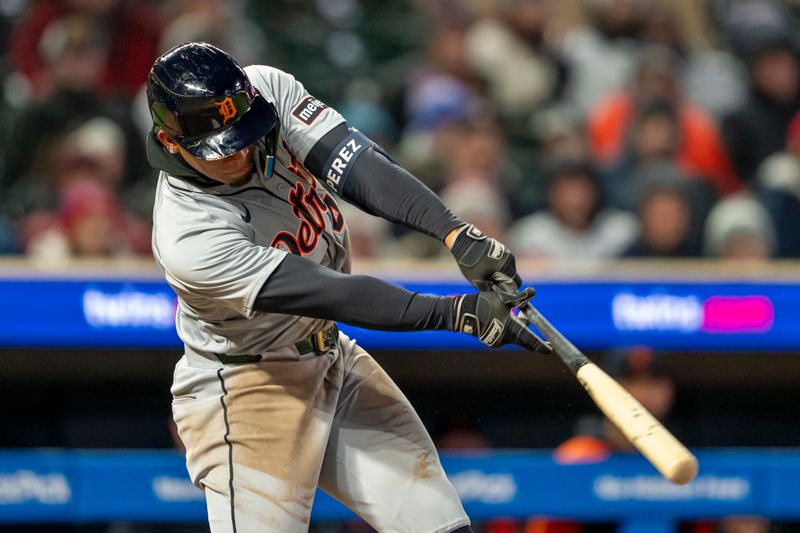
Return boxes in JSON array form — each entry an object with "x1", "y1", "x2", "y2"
[{"x1": 518, "y1": 302, "x2": 590, "y2": 375}]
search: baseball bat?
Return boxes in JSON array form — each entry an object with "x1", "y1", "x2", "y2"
[{"x1": 518, "y1": 303, "x2": 698, "y2": 485}]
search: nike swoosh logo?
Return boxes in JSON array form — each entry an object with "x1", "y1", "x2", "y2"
[{"x1": 240, "y1": 203, "x2": 251, "y2": 222}]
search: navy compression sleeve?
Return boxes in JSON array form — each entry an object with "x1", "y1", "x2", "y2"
[
  {"x1": 304, "y1": 124, "x2": 465, "y2": 241},
  {"x1": 253, "y1": 253, "x2": 455, "y2": 331}
]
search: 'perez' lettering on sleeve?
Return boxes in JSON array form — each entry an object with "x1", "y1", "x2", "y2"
[{"x1": 321, "y1": 128, "x2": 371, "y2": 193}]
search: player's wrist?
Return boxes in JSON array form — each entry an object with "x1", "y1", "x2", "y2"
[
  {"x1": 444, "y1": 224, "x2": 468, "y2": 250},
  {"x1": 450, "y1": 293, "x2": 477, "y2": 335},
  {"x1": 442, "y1": 295, "x2": 463, "y2": 332}
]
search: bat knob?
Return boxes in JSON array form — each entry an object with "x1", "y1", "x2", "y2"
[{"x1": 667, "y1": 455, "x2": 699, "y2": 485}]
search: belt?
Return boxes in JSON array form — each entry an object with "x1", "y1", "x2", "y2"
[
  {"x1": 294, "y1": 323, "x2": 339, "y2": 355},
  {"x1": 214, "y1": 323, "x2": 339, "y2": 365}
]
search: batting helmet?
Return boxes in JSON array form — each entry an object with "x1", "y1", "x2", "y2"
[{"x1": 147, "y1": 42, "x2": 279, "y2": 161}]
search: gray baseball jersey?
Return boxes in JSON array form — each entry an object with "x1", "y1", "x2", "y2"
[{"x1": 152, "y1": 65, "x2": 350, "y2": 359}]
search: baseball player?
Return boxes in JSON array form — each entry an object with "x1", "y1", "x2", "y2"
[{"x1": 147, "y1": 42, "x2": 550, "y2": 533}]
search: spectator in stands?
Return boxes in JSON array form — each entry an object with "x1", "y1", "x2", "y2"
[
  {"x1": 508, "y1": 158, "x2": 638, "y2": 260},
  {"x1": 756, "y1": 154, "x2": 800, "y2": 258},
  {"x1": 713, "y1": 0, "x2": 793, "y2": 60},
  {"x1": 588, "y1": 45, "x2": 741, "y2": 196},
  {"x1": 559, "y1": 0, "x2": 647, "y2": 115},
  {"x1": 723, "y1": 33, "x2": 800, "y2": 184},
  {"x1": 598, "y1": 98, "x2": 721, "y2": 223},
  {"x1": 624, "y1": 172, "x2": 701, "y2": 258},
  {"x1": 158, "y1": 0, "x2": 268, "y2": 68},
  {"x1": 522, "y1": 106, "x2": 590, "y2": 214},
  {"x1": 21, "y1": 177, "x2": 150, "y2": 262},
  {"x1": 17, "y1": 118, "x2": 148, "y2": 262},
  {"x1": 601, "y1": 97, "x2": 681, "y2": 209},
  {"x1": 464, "y1": 0, "x2": 566, "y2": 126},
  {"x1": 9, "y1": 0, "x2": 163, "y2": 99},
  {"x1": 640, "y1": 1, "x2": 745, "y2": 119},
  {"x1": 753, "y1": 117, "x2": 800, "y2": 258},
  {"x1": 553, "y1": 1, "x2": 741, "y2": 197},
  {"x1": 402, "y1": 108, "x2": 526, "y2": 220},
  {"x1": 405, "y1": 12, "x2": 482, "y2": 135},
  {"x1": 703, "y1": 192, "x2": 776, "y2": 260},
  {"x1": 1, "y1": 15, "x2": 145, "y2": 218},
  {"x1": 55, "y1": 116, "x2": 126, "y2": 189},
  {"x1": 1, "y1": 14, "x2": 109, "y2": 218},
  {"x1": 531, "y1": 106, "x2": 588, "y2": 162},
  {"x1": 443, "y1": 113, "x2": 528, "y2": 216},
  {"x1": 444, "y1": 115, "x2": 508, "y2": 187},
  {"x1": 398, "y1": 12, "x2": 483, "y2": 190}
]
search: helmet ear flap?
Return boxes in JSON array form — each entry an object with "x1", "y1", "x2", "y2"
[
  {"x1": 264, "y1": 103, "x2": 280, "y2": 155},
  {"x1": 255, "y1": 103, "x2": 280, "y2": 178}
]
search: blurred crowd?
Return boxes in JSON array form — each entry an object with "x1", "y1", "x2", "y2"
[{"x1": 0, "y1": 0, "x2": 799, "y2": 265}]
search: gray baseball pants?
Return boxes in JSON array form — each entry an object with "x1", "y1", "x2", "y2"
[{"x1": 171, "y1": 332, "x2": 470, "y2": 532}]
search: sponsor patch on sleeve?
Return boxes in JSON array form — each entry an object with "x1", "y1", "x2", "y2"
[{"x1": 291, "y1": 95, "x2": 329, "y2": 125}]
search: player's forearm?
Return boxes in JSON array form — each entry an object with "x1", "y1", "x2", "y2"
[
  {"x1": 253, "y1": 253, "x2": 454, "y2": 331},
  {"x1": 340, "y1": 146, "x2": 465, "y2": 240},
  {"x1": 305, "y1": 124, "x2": 465, "y2": 241}
]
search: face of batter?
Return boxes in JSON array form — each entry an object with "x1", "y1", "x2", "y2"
[{"x1": 157, "y1": 130, "x2": 255, "y2": 186}]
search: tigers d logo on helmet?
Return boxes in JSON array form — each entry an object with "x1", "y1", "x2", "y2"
[{"x1": 216, "y1": 96, "x2": 238, "y2": 124}]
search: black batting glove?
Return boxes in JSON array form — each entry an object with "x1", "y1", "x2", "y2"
[
  {"x1": 450, "y1": 224, "x2": 521, "y2": 291},
  {"x1": 451, "y1": 287, "x2": 552, "y2": 354}
]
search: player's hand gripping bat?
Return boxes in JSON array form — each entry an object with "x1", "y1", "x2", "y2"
[{"x1": 496, "y1": 278, "x2": 699, "y2": 485}]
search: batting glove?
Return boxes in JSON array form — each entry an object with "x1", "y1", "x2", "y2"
[
  {"x1": 452, "y1": 286, "x2": 552, "y2": 354},
  {"x1": 450, "y1": 224, "x2": 521, "y2": 292}
]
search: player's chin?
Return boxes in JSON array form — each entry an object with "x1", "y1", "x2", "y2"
[{"x1": 215, "y1": 163, "x2": 254, "y2": 184}]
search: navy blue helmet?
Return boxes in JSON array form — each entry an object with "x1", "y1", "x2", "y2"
[{"x1": 147, "y1": 42, "x2": 279, "y2": 161}]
